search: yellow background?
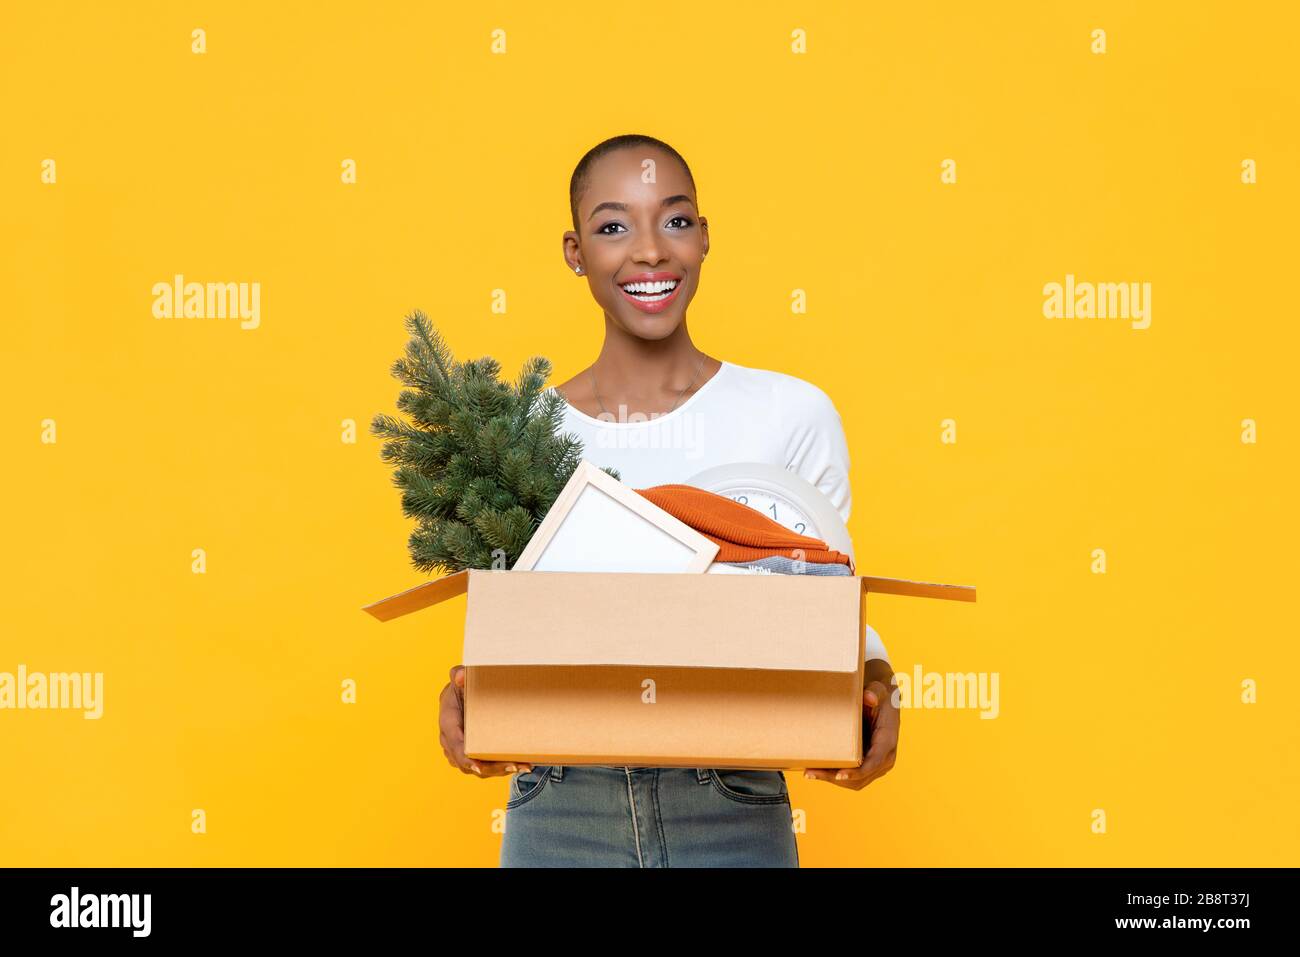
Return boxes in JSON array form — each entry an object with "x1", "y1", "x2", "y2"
[{"x1": 2, "y1": 1, "x2": 1296, "y2": 866}]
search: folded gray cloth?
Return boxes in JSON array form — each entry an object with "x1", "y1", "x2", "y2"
[{"x1": 717, "y1": 555, "x2": 854, "y2": 576}]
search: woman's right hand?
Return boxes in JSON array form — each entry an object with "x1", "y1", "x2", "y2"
[{"x1": 439, "y1": 665, "x2": 532, "y2": 778}]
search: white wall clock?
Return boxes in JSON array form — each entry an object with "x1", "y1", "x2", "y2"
[
  {"x1": 685, "y1": 462, "x2": 890, "y2": 662},
  {"x1": 682, "y1": 462, "x2": 855, "y2": 567}
]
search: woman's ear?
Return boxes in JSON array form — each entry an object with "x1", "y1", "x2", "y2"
[
  {"x1": 700, "y1": 217, "x2": 710, "y2": 260},
  {"x1": 562, "y1": 231, "x2": 583, "y2": 274}
]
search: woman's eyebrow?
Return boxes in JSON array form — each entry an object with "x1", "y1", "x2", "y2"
[{"x1": 587, "y1": 194, "x2": 695, "y2": 221}]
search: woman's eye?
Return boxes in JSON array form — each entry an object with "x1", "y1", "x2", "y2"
[{"x1": 596, "y1": 217, "x2": 691, "y2": 234}]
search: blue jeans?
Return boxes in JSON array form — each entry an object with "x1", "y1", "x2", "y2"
[{"x1": 499, "y1": 765, "x2": 799, "y2": 868}]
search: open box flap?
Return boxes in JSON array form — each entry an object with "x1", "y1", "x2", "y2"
[
  {"x1": 361, "y1": 570, "x2": 469, "y2": 622},
  {"x1": 859, "y1": 576, "x2": 976, "y2": 602},
  {"x1": 361, "y1": 568, "x2": 977, "y2": 625}
]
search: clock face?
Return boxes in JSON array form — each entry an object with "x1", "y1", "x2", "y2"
[
  {"x1": 683, "y1": 462, "x2": 855, "y2": 564},
  {"x1": 718, "y1": 488, "x2": 820, "y2": 539}
]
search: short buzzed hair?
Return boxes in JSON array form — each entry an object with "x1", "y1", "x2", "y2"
[{"x1": 569, "y1": 134, "x2": 696, "y2": 232}]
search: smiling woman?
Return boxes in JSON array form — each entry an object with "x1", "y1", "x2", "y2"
[
  {"x1": 559, "y1": 136, "x2": 709, "y2": 367},
  {"x1": 434, "y1": 133, "x2": 900, "y2": 868}
]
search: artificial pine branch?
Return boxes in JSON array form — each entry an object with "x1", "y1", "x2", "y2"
[{"x1": 372, "y1": 310, "x2": 620, "y2": 575}]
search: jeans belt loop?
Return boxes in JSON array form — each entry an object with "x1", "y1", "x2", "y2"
[
  {"x1": 548, "y1": 765, "x2": 564, "y2": 783},
  {"x1": 695, "y1": 768, "x2": 711, "y2": 785}
]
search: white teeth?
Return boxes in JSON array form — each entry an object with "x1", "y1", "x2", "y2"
[{"x1": 621, "y1": 279, "x2": 679, "y2": 294}]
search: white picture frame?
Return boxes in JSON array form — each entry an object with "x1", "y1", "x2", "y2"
[{"x1": 512, "y1": 460, "x2": 720, "y2": 574}]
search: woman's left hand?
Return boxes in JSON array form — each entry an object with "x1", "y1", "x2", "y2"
[{"x1": 803, "y1": 679, "x2": 898, "y2": 790}]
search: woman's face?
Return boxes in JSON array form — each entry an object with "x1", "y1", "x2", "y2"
[{"x1": 565, "y1": 147, "x2": 708, "y2": 341}]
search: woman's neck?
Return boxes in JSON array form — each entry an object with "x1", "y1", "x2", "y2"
[
  {"x1": 554, "y1": 316, "x2": 720, "y2": 419},
  {"x1": 592, "y1": 319, "x2": 704, "y2": 389}
]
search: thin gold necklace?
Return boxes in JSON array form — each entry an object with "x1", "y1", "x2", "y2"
[{"x1": 590, "y1": 353, "x2": 707, "y2": 418}]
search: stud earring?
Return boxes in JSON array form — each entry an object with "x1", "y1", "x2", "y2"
[{"x1": 575, "y1": 266, "x2": 583, "y2": 274}]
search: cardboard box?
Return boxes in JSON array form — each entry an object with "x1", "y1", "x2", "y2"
[{"x1": 363, "y1": 567, "x2": 974, "y2": 770}]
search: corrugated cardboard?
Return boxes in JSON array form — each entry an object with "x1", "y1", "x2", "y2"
[{"x1": 363, "y1": 568, "x2": 974, "y2": 769}]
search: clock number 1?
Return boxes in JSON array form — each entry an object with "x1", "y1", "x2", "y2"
[{"x1": 768, "y1": 502, "x2": 807, "y2": 534}]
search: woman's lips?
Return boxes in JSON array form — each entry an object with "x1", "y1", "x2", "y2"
[{"x1": 618, "y1": 278, "x2": 683, "y2": 315}]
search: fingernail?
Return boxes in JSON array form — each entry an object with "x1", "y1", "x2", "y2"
[
  {"x1": 470, "y1": 763, "x2": 481, "y2": 774},
  {"x1": 804, "y1": 772, "x2": 815, "y2": 780},
  {"x1": 835, "y1": 772, "x2": 847, "y2": 780},
  {"x1": 505, "y1": 764, "x2": 517, "y2": 773}
]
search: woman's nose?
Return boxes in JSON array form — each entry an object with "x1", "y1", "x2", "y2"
[{"x1": 631, "y1": 240, "x2": 665, "y2": 265}]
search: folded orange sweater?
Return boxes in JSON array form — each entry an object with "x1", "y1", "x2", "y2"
[{"x1": 635, "y1": 484, "x2": 852, "y2": 566}]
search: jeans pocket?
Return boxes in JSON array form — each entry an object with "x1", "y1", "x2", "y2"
[
  {"x1": 709, "y1": 769, "x2": 790, "y2": 806},
  {"x1": 505, "y1": 766, "x2": 550, "y2": 810}
]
